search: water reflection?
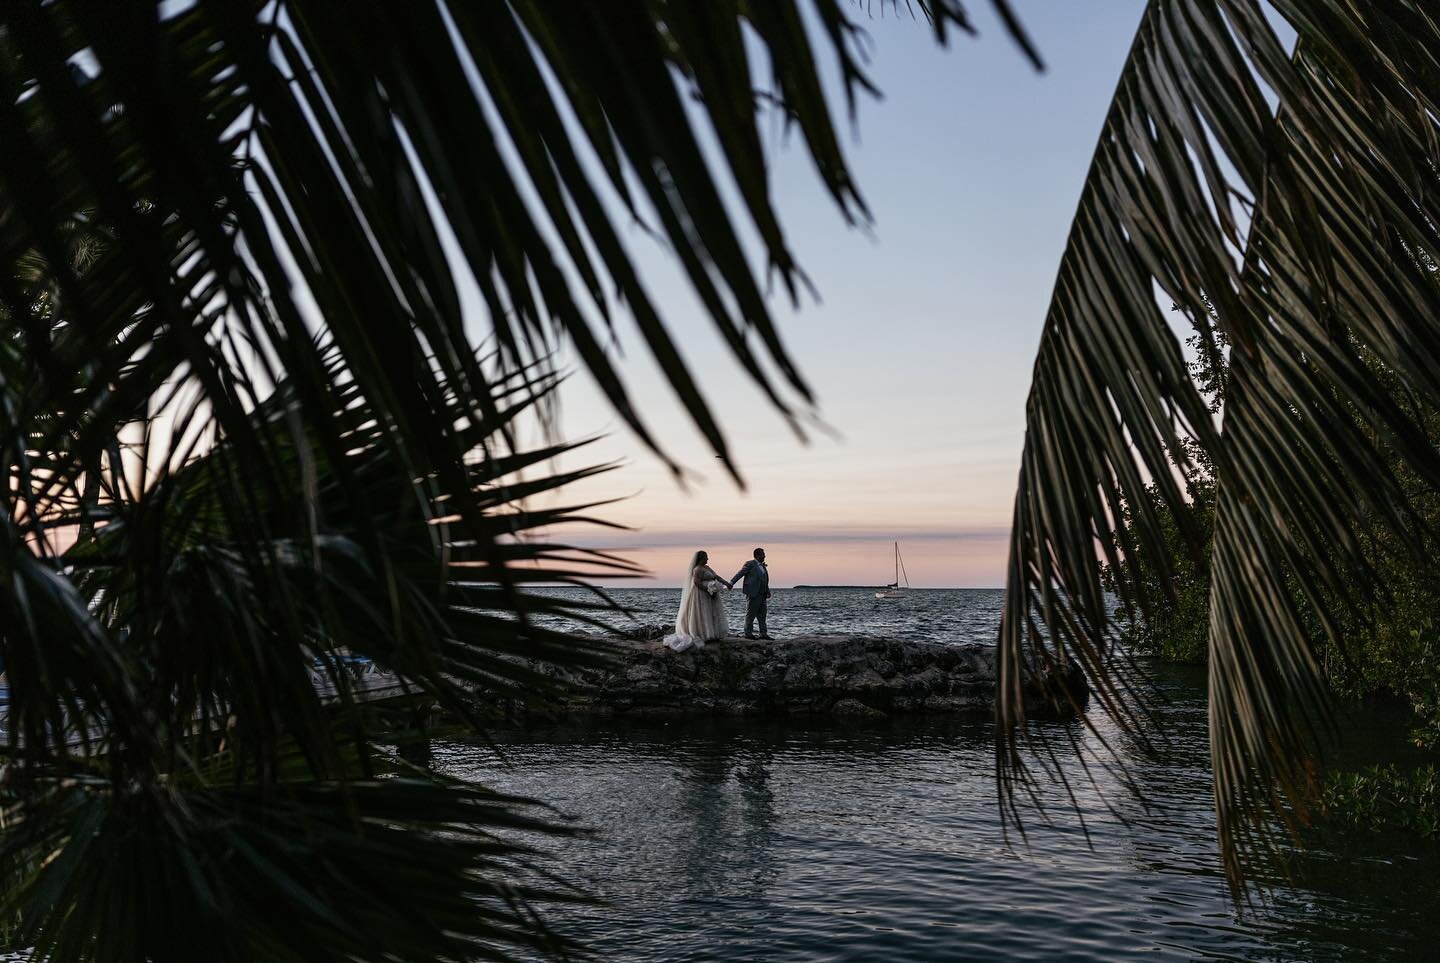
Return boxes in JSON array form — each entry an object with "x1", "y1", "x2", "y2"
[
  {"x1": 439, "y1": 667, "x2": 1440, "y2": 962},
  {"x1": 672, "y1": 739, "x2": 778, "y2": 907}
]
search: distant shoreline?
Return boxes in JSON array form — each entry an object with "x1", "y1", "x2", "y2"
[
  {"x1": 791, "y1": 585, "x2": 884, "y2": 590},
  {"x1": 788, "y1": 585, "x2": 986, "y2": 590},
  {"x1": 560, "y1": 585, "x2": 997, "y2": 591}
]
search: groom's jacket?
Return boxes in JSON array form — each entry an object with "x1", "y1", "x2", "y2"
[{"x1": 731, "y1": 560, "x2": 769, "y2": 598}]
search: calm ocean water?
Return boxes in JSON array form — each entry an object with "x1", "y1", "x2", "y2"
[
  {"x1": 526, "y1": 586, "x2": 1006, "y2": 643},
  {"x1": 441, "y1": 588, "x2": 1440, "y2": 961}
]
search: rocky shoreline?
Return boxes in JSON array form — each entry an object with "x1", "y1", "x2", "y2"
[{"x1": 499, "y1": 629, "x2": 1088, "y2": 720}]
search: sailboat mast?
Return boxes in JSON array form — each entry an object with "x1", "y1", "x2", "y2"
[{"x1": 876, "y1": 540, "x2": 907, "y2": 598}]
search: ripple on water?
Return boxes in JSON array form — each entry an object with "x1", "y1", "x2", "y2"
[
  {"x1": 438, "y1": 713, "x2": 1438, "y2": 961},
  {"x1": 441, "y1": 590, "x2": 1439, "y2": 960}
]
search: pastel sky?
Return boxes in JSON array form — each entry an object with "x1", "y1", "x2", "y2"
[{"x1": 508, "y1": 3, "x2": 1148, "y2": 588}]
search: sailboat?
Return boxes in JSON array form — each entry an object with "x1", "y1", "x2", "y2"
[{"x1": 875, "y1": 541, "x2": 910, "y2": 598}]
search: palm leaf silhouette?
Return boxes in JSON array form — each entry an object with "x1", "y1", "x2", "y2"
[
  {"x1": 998, "y1": 0, "x2": 1440, "y2": 885},
  {"x1": 0, "y1": 0, "x2": 1040, "y2": 957}
]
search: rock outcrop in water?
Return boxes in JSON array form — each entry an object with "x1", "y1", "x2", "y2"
[{"x1": 500, "y1": 629, "x2": 1087, "y2": 720}]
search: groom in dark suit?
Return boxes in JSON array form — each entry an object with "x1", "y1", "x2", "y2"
[{"x1": 730, "y1": 547, "x2": 772, "y2": 640}]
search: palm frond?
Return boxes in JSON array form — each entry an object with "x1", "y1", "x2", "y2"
[
  {"x1": 0, "y1": 335, "x2": 634, "y2": 954},
  {"x1": 999, "y1": 0, "x2": 1440, "y2": 885},
  {"x1": 0, "y1": 0, "x2": 1046, "y2": 954},
  {"x1": 0, "y1": 773, "x2": 587, "y2": 963}
]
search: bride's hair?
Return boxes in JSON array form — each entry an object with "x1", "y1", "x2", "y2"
[{"x1": 687, "y1": 550, "x2": 705, "y2": 572}]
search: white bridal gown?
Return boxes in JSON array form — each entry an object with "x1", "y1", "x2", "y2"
[{"x1": 663, "y1": 564, "x2": 729, "y2": 652}]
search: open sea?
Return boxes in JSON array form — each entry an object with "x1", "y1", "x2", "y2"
[
  {"x1": 525, "y1": 585, "x2": 1006, "y2": 643},
  {"x1": 440, "y1": 587, "x2": 1440, "y2": 961}
]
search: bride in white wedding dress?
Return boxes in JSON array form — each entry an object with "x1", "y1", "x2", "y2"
[{"x1": 663, "y1": 551, "x2": 732, "y2": 652}]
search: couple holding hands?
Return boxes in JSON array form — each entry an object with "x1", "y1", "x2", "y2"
[{"x1": 662, "y1": 548, "x2": 771, "y2": 653}]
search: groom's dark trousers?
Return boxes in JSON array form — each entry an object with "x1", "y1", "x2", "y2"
[
  {"x1": 732, "y1": 558, "x2": 770, "y2": 637},
  {"x1": 744, "y1": 595, "x2": 767, "y2": 637}
]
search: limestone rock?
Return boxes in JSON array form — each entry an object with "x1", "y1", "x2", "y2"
[
  {"x1": 490, "y1": 630, "x2": 1088, "y2": 721},
  {"x1": 831, "y1": 698, "x2": 886, "y2": 719}
]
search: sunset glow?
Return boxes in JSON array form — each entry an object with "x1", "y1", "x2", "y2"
[{"x1": 507, "y1": 6, "x2": 1148, "y2": 587}]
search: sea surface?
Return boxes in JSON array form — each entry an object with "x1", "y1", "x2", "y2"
[
  {"x1": 527, "y1": 585, "x2": 1007, "y2": 642},
  {"x1": 440, "y1": 588, "x2": 1440, "y2": 961}
]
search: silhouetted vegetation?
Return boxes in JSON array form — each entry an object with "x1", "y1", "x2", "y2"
[
  {"x1": 997, "y1": 0, "x2": 1440, "y2": 886},
  {"x1": 0, "y1": 2, "x2": 1042, "y2": 958}
]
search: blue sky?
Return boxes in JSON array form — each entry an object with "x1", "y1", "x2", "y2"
[{"x1": 514, "y1": 2, "x2": 1149, "y2": 587}]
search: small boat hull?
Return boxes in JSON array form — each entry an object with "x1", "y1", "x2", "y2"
[{"x1": 877, "y1": 542, "x2": 910, "y2": 598}]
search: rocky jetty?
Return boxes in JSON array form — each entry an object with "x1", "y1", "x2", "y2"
[{"x1": 503, "y1": 630, "x2": 1087, "y2": 720}]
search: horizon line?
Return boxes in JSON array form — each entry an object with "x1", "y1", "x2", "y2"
[{"x1": 547, "y1": 584, "x2": 1007, "y2": 591}]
